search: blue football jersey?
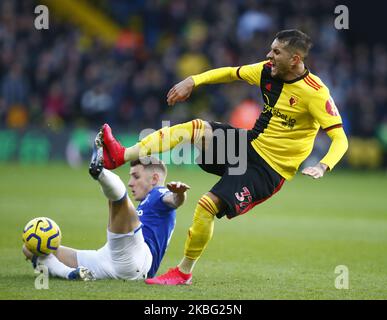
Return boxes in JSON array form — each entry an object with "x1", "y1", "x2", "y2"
[{"x1": 137, "y1": 186, "x2": 176, "y2": 278}]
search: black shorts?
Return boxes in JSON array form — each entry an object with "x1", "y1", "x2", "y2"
[{"x1": 196, "y1": 121, "x2": 285, "y2": 219}]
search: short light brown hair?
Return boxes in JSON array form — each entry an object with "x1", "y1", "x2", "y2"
[{"x1": 130, "y1": 156, "x2": 167, "y2": 176}]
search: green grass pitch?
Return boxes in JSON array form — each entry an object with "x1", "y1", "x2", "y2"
[{"x1": 0, "y1": 163, "x2": 386, "y2": 299}]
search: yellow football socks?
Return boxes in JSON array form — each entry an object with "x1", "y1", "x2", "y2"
[
  {"x1": 124, "y1": 119, "x2": 205, "y2": 162},
  {"x1": 183, "y1": 194, "x2": 218, "y2": 263}
]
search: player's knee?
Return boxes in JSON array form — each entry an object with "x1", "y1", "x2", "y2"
[
  {"x1": 205, "y1": 192, "x2": 226, "y2": 213},
  {"x1": 194, "y1": 120, "x2": 213, "y2": 150}
]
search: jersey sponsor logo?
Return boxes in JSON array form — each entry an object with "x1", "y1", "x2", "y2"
[
  {"x1": 325, "y1": 97, "x2": 339, "y2": 116},
  {"x1": 262, "y1": 103, "x2": 296, "y2": 129},
  {"x1": 136, "y1": 209, "x2": 144, "y2": 216}
]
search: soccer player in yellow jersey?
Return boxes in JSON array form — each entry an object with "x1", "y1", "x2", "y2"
[{"x1": 99, "y1": 29, "x2": 348, "y2": 285}]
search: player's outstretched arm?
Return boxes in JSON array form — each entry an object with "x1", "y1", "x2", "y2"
[
  {"x1": 167, "y1": 67, "x2": 240, "y2": 106},
  {"x1": 302, "y1": 127, "x2": 348, "y2": 179},
  {"x1": 163, "y1": 181, "x2": 191, "y2": 208}
]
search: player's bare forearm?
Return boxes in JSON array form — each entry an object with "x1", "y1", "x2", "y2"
[
  {"x1": 301, "y1": 162, "x2": 328, "y2": 179},
  {"x1": 171, "y1": 192, "x2": 187, "y2": 208},
  {"x1": 163, "y1": 182, "x2": 191, "y2": 208}
]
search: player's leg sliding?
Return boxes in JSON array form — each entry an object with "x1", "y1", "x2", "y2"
[
  {"x1": 22, "y1": 244, "x2": 95, "y2": 281},
  {"x1": 67, "y1": 266, "x2": 96, "y2": 281},
  {"x1": 145, "y1": 194, "x2": 218, "y2": 285},
  {"x1": 100, "y1": 119, "x2": 205, "y2": 169},
  {"x1": 21, "y1": 138, "x2": 125, "y2": 282},
  {"x1": 38, "y1": 254, "x2": 96, "y2": 280}
]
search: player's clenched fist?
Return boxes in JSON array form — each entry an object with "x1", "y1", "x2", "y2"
[{"x1": 167, "y1": 77, "x2": 195, "y2": 106}]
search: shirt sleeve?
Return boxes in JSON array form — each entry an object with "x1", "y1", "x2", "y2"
[
  {"x1": 320, "y1": 127, "x2": 348, "y2": 170},
  {"x1": 192, "y1": 67, "x2": 239, "y2": 86},
  {"x1": 192, "y1": 61, "x2": 266, "y2": 87},
  {"x1": 308, "y1": 87, "x2": 343, "y2": 130},
  {"x1": 155, "y1": 188, "x2": 175, "y2": 213},
  {"x1": 236, "y1": 61, "x2": 266, "y2": 86}
]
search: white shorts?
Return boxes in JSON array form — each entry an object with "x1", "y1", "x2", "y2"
[{"x1": 76, "y1": 226, "x2": 152, "y2": 280}]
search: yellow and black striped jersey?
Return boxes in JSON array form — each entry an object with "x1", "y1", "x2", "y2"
[
  {"x1": 238, "y1": 60, "x2": 342, "y2": 179},
  {"x1": 193, "y1": 60, "x2": 344, "y2": 180}
]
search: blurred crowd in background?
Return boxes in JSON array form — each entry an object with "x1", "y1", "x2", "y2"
[{"x1": 1, "y1": 0, "x2": 386, "y2": 167}]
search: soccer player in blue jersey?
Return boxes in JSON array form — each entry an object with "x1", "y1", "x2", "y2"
[{"x1": 22, "y1": 135, "x2": 190, "y2": 281}]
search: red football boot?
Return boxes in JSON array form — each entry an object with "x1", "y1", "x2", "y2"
[
  {"x1": 145, "y1": 267, "x2": 192, "y2": 285},
  {"x1": 100, "y1": 123, "x2": 126, "y2": 169}
]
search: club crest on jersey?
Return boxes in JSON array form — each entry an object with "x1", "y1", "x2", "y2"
[
  {"x1": 326, "y1": 97, "x2": 339, "y2": 116},
  {"x1": 289, "y1": 96, "x2": 298, "y2": 107}
]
